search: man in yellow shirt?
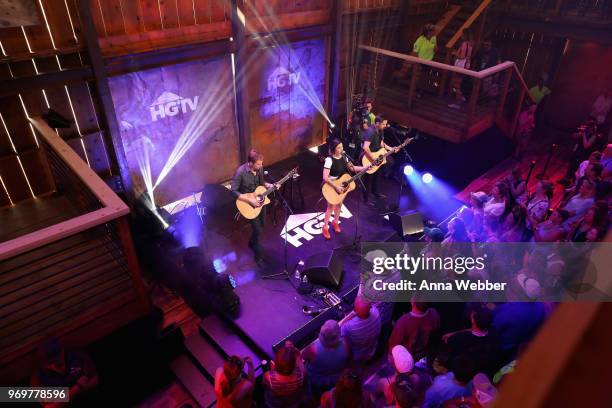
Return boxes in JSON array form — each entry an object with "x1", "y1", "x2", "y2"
[
  {"x1": 529, "y1": 76, "x2": 551, "y2": 105},
  {"x1": 412, "y1": 24, "x2": 437, "y2": 61}
]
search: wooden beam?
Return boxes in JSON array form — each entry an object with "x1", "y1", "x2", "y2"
[
  {"x1": 0, "y1": 67, "x2": 93, "y2": 97},
  {"x1": 328, "y1": 0, "x2": 343, "y2": 120},
  {"x1": 105, "y1": 39, "x2": 234, "y2": 76},
  {"x1": 231, "y1": 0, "x2": 250, "y2": 162},
  {"x1": 76, "y1": 0, "x2": 133, "y2": 200},
  {"x1": 115, "y1": 216, "x2": 151, "y2": 313},
  {"x1": 447, "y1": 0, "x2": 493, "y2": 49}
]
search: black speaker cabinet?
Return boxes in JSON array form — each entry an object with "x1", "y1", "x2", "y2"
[
  {"x1": 389, "y1": 210, "x2": 424, "y2": 237},
  {"x1": 302, "y1": 250, "x2": 344, "y2": 288}
]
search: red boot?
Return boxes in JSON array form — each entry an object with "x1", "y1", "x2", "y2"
[
  {"x1": 322, "y1": 225, "x2": 331, "y2": 240},
  {"x1": 332, "y1": 221, "x2": 341, "y2": 233}
]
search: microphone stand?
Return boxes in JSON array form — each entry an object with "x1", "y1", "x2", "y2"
[
  {"x1": 262, "y1": 180, "x2": 296, "y2": 284},
  {"x1": 386, "y1": 128, "x2": 415, "y2": 213},
  {"x1": 334, "y1": 152, "x2": 367, "y2": 255}
]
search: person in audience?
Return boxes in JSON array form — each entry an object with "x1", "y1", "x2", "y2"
[
  {"x1": 514, "y1": 250, "x2": 547, "y2": 300},
  {"x1": 565, "y1": 162, "x2": 603, "y2": 201},
  {"x1": 214, "y1": 355, "x2": 255, "y2": 408},
  {"x1": 482, "y1": 216, "x2": 501, "y2": 243},
  {"x1": 525, "y1": 181, "x2": 553, "y2": 230},
  {"x1": 303, "y1": 320, "x2": 350, "y2": 395},
  {"x1": 533, "y1": 208, "x2": 570, "y2": 242},
  {"x1": 375, "y1": 345, "x2": 432, "y2": 407},
  {"x1": 31, "y1": 338, "x2": 98, "y2": 407},
  {"x1": 443, "y1": 217, "x2": 472, "y2": 256},
  {"x1": 562, "y1": 178, "x2": 596, "y2": 224},
  {"x1": 448, "y1": 29, "x2": 474, "y2": 109},
  {"x1": 389, "y1": 300, "x2": 440, "y2": 361},
  {"x1": 320, "y1": 370, "x2": 374, "y2": 408},
  {"x1": 505, "y1": 167, "x2": 527, "y2": 205},
  {"x1": 500, "y1": 205, "x2": 528, "y2": 242},
  {"x1": 443, "y1": 372, "x2": 499, "y2": 408},
  {"x1": 466, "y1": 191, "x2": 487, "y2": 238},
  {"x1": 483, "y1": 182, "x2": 509, "y2": 220},
  {"x1": 263, "y1": 341, "x2": 305, "y2": 408},
  {"x1": 585, "y1": 226, "x2": 605, "y2": 242},
  {"x1": 590, "y1": 89, "x2": 611, "y2": 129},
  {"x1": 341, "y1": 296, "x2": 381, "y2": 364},
  {"x1": 422, "y1": 355, "x2": 475, "y2": 408},
  {"x1": 562, "y1": 119, "x2": 606, "y2": 184},
  {"x1": 443, "y1": 305, "x2": 497, "y2": 377},
  {"x1": 473, "y1": 38, "x2": 500, "y2": 71},
  {"x1": 568, "y1": 202, "x2": 609, "y2": 242},
  {"x1": 576, "y1": 151, "x2": 602, "y2": 180}
]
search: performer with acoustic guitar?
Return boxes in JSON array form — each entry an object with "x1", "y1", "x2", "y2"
[
  {"x1": 362, "y1": 115, "x2": 400, "y2": 203},
  {"x1": 321, "y1": 138, "x2": 365, "y2": 240},
  {"x1": 231, "y1": 149, "x2": 278, "y2": 264}
]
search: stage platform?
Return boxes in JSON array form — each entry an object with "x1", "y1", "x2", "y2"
[{"x1": 176, "y1": 148, "x2": 466, "y2": 357}]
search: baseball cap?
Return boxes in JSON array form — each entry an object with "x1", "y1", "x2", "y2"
[{"x1": 391, "y1": 345, "x2": 414, "y2": 374}]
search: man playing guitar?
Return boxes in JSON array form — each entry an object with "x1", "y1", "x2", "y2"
[
  {"x1": 231, "y1": 149, "x2": 278, "y2": 265},
  {"x1": 322, "y1": 138, "x2": 365, "y2": 240},
  {"x1": 362, "y1": 115, "x2": 400, "y2": 203}
]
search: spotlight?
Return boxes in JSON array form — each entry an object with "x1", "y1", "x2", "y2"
[
  {"x1": 329, "y1": 123, "x2": 335, "y2": 128},
  {"x1": 403, "y1": 165, "x2": 414, "y2": 176},
  {"x1": 422, "y1": 173, "x2": 433, "y2": 184}
]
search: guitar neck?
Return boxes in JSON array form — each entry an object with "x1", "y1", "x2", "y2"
[{"x1": 261, "y1": 169, "x2": 296, "y2": 198}]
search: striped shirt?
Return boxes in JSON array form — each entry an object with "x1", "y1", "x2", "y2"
[
  {"x1": 265, "y1": 364, "x2": 304, "y2": 408},
  {"x1": 341, "y1": 306, "x2": 381, "y2": 362}
]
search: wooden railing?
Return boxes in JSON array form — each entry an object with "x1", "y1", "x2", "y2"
[
  {"x1": 359, "y1": 44, "x2": 535, "y2": 141},
  {"x1": 0, "y1": 117, "x2": 149, "y2": 383}
]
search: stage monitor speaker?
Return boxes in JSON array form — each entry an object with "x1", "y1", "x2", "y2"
[
  {"x1": 302, "y1": 250, "x2": 344, "y2": 289},
  {"x1": 389, "y1": 210, "x2": 424, "y2": 237}
]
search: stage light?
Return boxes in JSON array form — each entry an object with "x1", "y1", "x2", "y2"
[
  {"x1": 422, "y1": 173, "x2": 433, "y2": 184},
  {"x1": 404, "y1": 165, "x2": 414, "y2": 176},
  {"x1": 330, "y1": 123, "x2": 335, "y2": 128}
]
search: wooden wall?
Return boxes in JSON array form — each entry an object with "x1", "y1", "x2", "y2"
[
  {"x1": 543, "y1": 39, "x2": 612, "y2": 131},
  {"x1": 0, "y1": 0, "x2": 113, "y2": 209}
]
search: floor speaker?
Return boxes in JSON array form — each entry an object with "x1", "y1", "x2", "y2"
[
  {"x1": 389, "y1": 210, "x2": 424, "y2": 237},
  {"x1": 301, "y1": 250, "x2": 344, "y2": 288}
]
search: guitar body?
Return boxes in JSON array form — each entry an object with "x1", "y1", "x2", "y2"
[
  {"x1": 362, "y1": 148, "x2": 387, "y2": 174},
  {"x1": 235, "y1": 186, "x2": 271, "y2": 219},
  {"x1": 322, "y1": 174, "x2": 357, "y2": 205}
]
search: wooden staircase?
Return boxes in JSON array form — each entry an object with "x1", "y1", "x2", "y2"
[{"x1": 170, "y1": 315, "x2": 265, "y2": 408}]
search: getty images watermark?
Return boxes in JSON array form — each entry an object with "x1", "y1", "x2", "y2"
[{"x1": 360, "y1": 242, "x2": 612, "y2": 302}]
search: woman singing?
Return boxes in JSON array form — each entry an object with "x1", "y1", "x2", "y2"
[{"x1": 322, "y1": 138, "x2": 365, "y2": 240}]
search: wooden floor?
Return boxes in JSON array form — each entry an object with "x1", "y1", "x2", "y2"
[
  {"x1": 0, "y1": 194, "x2": 81, "y2": 243},
  {"x1": 376, "y1": 85, "x2": 498, "y2": 143}
]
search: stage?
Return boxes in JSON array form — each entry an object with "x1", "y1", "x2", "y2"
[{"x1": 155, "y1": 146, "x2": 467, "y2": 357}]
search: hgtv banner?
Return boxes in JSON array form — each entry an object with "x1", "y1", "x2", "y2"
[{"x1": 108, "y1": 57, "x2": 240, "y2": 206}]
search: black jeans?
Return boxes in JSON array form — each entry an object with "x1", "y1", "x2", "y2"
[
  {"x1": 249, "y1": 210, "x2": 265, "y2": 258},
  {"x1": 363, "y1": 170, "x2": 381, "y2": 200}
]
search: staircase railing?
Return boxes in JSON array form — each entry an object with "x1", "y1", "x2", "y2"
[
  {"x1": 0, "y1": 117, "x2": 150, "y2": 383},
  {"x1": 359, "y1": 44, "x2": 535, "y2": 141}
]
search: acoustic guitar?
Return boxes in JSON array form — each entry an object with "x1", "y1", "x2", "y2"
[
  {"x1": 361, "y1": 135, "x2": 417, "y2": 174},
  {"x1": 322, "y1": 159, "x2": 380, "y2": 205},
  {"x1": 235, "y1": 167, "x2": 298, "y2": 219}
]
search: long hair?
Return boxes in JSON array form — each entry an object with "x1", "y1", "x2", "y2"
[{"x1": 334, "y1": 370, "x2": 364, "y2": 407}]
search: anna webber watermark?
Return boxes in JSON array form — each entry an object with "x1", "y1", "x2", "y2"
[{"x1": 359, "y1": 242, "x2": 612, "y2": 302}]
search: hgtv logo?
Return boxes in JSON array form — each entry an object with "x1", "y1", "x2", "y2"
[
  {"x1": 281, "y1": 205, "x2": 352, "y2": 248},
  {"x1": 150, "y1": 91, "x2": 199, "y2": 122},
  {"x1": 267, "y1": 67, "x2": 301, "y2": 92}
]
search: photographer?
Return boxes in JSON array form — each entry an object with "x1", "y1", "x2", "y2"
[{"x1": 561, "y1": 119, "x2": 606, "y2": 185}]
